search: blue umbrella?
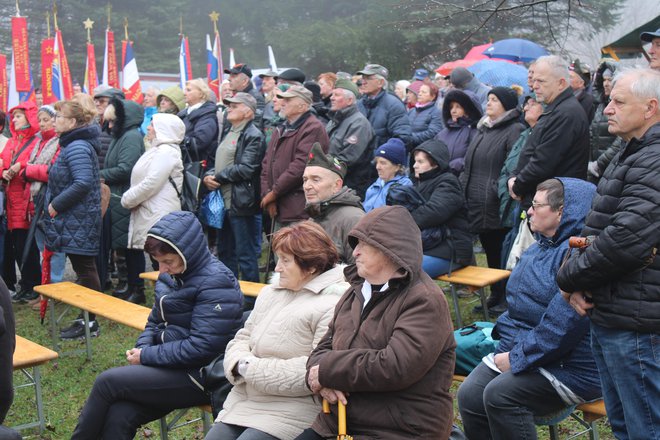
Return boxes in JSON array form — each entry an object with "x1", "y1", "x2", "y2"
[
  {"x1": 483, "y1": 38, "x2": 548, "y2": 63},
  {"x1": 468, "y1": 59, "x2": 530, "y2": 92}
]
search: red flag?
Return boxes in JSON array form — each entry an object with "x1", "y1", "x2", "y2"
[
  {"x1": 55, "y1": 30, "x2": 73, "y2": 99},
  {"x1": 0, "y1": 54, "x2": 7, "y2": 112},
  {"x1": 41, "y1": 38, "x2": 57, "y2": 104},
  {"x1": 103, "y1": 29, "x2": 119, "y2": 89},
  {"x1": 11, "y1": 17, "x2": 30, "y2": 92},
  {"x1": 84, "y1": 42, "x2": 99, "y2": 94}
]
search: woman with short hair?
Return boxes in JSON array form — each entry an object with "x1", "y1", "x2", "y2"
[
  {"x1": 179, "y1": 78, "x2": 219, "y2": 165},
  {"x1": 205, "y1": 221, "x2": 348, "y2": 440},
  {"x1": 408, "y1": 82, "x2": 443, "y2": 149}
]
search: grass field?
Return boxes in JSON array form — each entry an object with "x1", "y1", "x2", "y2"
[{"x1": 6, "y1": 254, "x2": 615, "y2": 439}]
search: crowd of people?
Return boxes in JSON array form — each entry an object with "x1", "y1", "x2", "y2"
[{"x1": 0, "y1": 26, "x2": 658, "y2": 440}]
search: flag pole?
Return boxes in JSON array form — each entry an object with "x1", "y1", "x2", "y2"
[
  {"x1": 84, "y1": 18, "x2": 94, "y2": 44},
  {"x1": 210, "y1": 10, "x2": 219, "y2": 35},
  {"x1": 15, "y1": 0, "x2": 20, "y2": 17},
  {"x1": 106, "y1": 3, "x2": 112, "y2": 30},
  {"x1": 52, "y1": 1, "x2": 58, "y2": 31},
  {"x1": 124, "y1": 17, "x2": 129, "y2": 41},
  {"x1": 46, "y1": 12, "x2": 51, "y2": 39}
]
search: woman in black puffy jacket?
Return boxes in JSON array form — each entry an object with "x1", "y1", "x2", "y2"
[{"x1": 71, "y1": 211, "x2": 243, "y2": 440}]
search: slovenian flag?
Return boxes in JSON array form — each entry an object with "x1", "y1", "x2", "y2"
[
  {"x1": 206, "y1": 34, "x2": 219, "y2": 98},
  {"x1": 179, "y1": 36, "x2": 193, "y2": 90},
  {"x1": 121, "y1": 39, "x2": 143, "y2": 103}
]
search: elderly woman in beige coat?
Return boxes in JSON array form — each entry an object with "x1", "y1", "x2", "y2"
[
  {"x1": 205, "y1": 221, "x2": 348, "y2": 440},
  {"x1": 121, "y1": 113, "x2": 184, "y2": 303}
]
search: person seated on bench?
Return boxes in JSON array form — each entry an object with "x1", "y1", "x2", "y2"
[
  {"x1": 71, "y1": 211, "x2": 244, "y2": 440},
  {"x1": 205, "y1": 221, "x2": 349, "y2": 440},
  {"x1": 295, "y1": 206, "x2": 456, "y2": 440},
  {"x1": 457, "y1": 178, "x2": 602, "y2": 440}
]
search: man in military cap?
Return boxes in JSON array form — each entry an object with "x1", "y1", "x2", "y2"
[{"x1": 224, "y1": 63, "x2": 265, "y2": 127}]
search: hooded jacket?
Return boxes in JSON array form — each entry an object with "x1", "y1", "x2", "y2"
[
  {"x1": 305, "y1": 187, "x2": 365, "y2": 264},
  {"x1": 435, "y1": 89, "x2": 482, "y2": 175},
  {"x1": 1, "y1": 102, "x2": 40, "y2": 230},
  {"x1": 101, "y1": 98, "x2": 145, "y2": 249},
  {"x1": 357, "y1": 90, "x2": 412, "y2": 148},
  {"x1": 45, "y1": 123, "x2": 102, "y2": 256},
  {"x1": 157, "y1": 86, "x2": 186, "y2": 114},
  {"x1": 557, "y1": 123, "x2": 660, "y2": 333},
  {"x1": 308, "y1": 205, "x2": 456, "y2": 439},
  {"x1": 95, "y1": 88, "x2": 125, "y2": 169},
  {"x1": 411, "y1": 140, "x2": 473, "y2": 265},
  {"x1": 178, "y1": 101, "x2": 219, "y2": 164},
  {"x1": 122, "y1": 114, "x2": 184, "y2": 249},
  {"x1": 136, "y1": 211, "x2": 243, "y2": 380},
  {"x1": 495, "y1": 178, "x2": 601, "y2": 401},
  {"x1": 461, "y1": 109, "x2": 524, "y2": 232}
]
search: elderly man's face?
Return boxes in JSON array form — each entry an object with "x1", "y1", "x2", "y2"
[
  {"x1": 330, "y1": 88, "x2": 353, "y2": 111},
  {"x1": 229, "y1": 73, "x2": 248, "y2": 92},
  {"x1": 352, "y1": 240, "x2": 396, "y2": 283},
  {"x1": 648, "y1": 37, "x2": 660, "y2": 70},
  {"x1": 303, "y1": 166, "x2": 342, "y2": 203},
  {"x1": 604, "y1": 75, "x2": 653, "y2": 141},
  {"x1": 226, "y1": 102, "x2": 253, "y2": 125},
  {"x1": 360, "y1": 74, "x2": 383, "y2": 97},
  {"x1": 94, "y1": 96, "x2": 110, "y2": 116},
  {"x1": 532, "y1": 62, "x2": 565, "y2": 104},
  {"x1": 280, "y1": 96, "x2": 306, "y2": 121},
  {"x1": 261, "y1": 76, "x2": 276, "y2": 94}
]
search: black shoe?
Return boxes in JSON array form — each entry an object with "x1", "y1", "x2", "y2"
[
  {"x1": 12, "y1": 289, "x2": 38, "y2": 304},
  {"x1": 60, "y1": 320, "x2": 100, "y2": 340},
  {"x1": 473, "y1": 299, "x2": 507, "y2": 315},
  {"x1": 127, "y1": 288, "x2": 146, "y2": 305},
  {"x1": 113, "y1": 281, "x2": 130, "y2": 299},
  {"x1": 103, "y1": 278, "x2": 114, "y2": 291}
]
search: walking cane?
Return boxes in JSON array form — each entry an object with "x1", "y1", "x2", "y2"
[
  {"x1": 264, "y1": 216, "x2": 276, "y2": 280},
  {"x1": 322, "y1": 399, "x2": 353, "y2": 440}
]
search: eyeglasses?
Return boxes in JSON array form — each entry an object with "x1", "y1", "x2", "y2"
[{"x1": 530, "y1": 201, "x2": 551, "y2": 209}]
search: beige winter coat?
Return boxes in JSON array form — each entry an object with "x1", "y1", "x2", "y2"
[
  {"x1": 218, "y1": 265, "x2": 349, "y2": 439},
  {"x1": 121, "y1": 114, "x2": 184, "y2": 249}
]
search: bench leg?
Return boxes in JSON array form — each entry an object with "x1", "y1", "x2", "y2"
[
  {"x1": 49, "y1": 299, "x2": 60, "y2": 353},
  {"x1": 478, "y1": 288, "x2": 490, "y2": 321},
  {"x1": 82, "y1": 310, "x2": 92, "y2": 361},
  {"x1": 548, "y1": 424, "x2": 559, "y2": 440},
  {"x1": 449, "y1": 283, "x2": 463, "y2": 328},
  {"x1": 202, "y1": 408, "x2": 212, "y2": 433},
  {"x1": 33, "y1": 366, "x2": 45, "y2": 434},
  {"x1": 159, "y1": 416, "x2": 169, "y2": 440}
]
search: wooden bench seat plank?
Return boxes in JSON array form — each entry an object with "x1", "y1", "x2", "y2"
[
  {"x1": 437, "y1": 266, "x2": 511, "y2": 288},
  {"x1": 140, "y1": 271, "x2": 264, "y2": 297},
  {"x1": 35, "y1": 282, "x2": 151, "y2": 331},
  {"x1": 13, "y1": 336, "x2": 59, "y2": 370}
]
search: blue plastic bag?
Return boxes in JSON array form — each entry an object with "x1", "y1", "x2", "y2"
[{"x1": 199, "y1": 190, "x2": 225, "y2": 229}]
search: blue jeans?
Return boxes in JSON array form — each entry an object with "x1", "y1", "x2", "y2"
[
  {"x1": 422, "y1": 255, "x2": 452, "y2": 278},
  {"x1": 217, "y1": 213, "x2": 260, "y2": 282},
  {"x1": 591, "y1": 323, "x2": 660, "y2": 440},
  {"x1": 35, "y1": 229, "x2": 66, "y2": 283}
]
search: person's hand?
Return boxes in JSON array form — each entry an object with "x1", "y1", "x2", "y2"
[
  {"x1": 319, "y1": 387, "x2": 348, "y2": 405},
  {"x1": 126, "y1": 348, "x2": 142, "y2": 365},
  {"x1": 587, "y1": 161, "x2": 600, "y2": 178},
  {"x1": 203, "y1": 175, "x2": 221, "y2": 190},
  {"x1": 307, "y1": 364, "x2": 322, "y2": 393},
  {"x1": 494, "y1": 352, "x2": 511, "y2": 372},
  {"x1": 568, "y1": 292, "x2": 594, "y2": 316},
  {"x1": 48, "y1": 204, "x2": 58, "y2": 217},
  {"x1": 2, "y1": 170, "x2": 12, "y2": 181},
  {"x1": 507, "y1": 177, "x2": 521, "y2": 201},
  {"x1": 9, "y1": 162, "x2": 21, "y2": 175},
  {"x1": 260, "y1": 191, "x2": 276, "y2": 209},
  {"x1": 265, "y1": 202, "x2": 277, "y2": 218}
]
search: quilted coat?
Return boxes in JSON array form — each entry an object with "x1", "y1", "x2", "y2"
[
  {"x1": 357, "y1": 90, "x2": 412, "y2": 148},
  {"x1": 121, "y1": 113, "x2": 184, "y2": 250},
  {"x1": 100, "y1": 98, "x2": 144, "y2": 250},
  {"x1": 136, "y1": 211, "x2": 244, "y2": 380},
  {"x1": 45, "y1": 123, "x2": 102, "y2": 256},
  {"x1": 1, "y1": 102, "x2": 40, "y2": 230},
  {"x1": 178, "y1": 101, "x2": 219, "y2": 164}
]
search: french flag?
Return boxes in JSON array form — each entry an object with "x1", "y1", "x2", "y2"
[
  {"x1": 206, "y1": 34, "x2": 219, "y2": 98},
  {"x1": 121, "y1": 40, "x2": 143, "y2": 103},
  {"x1": 179, "y1": 36, "x2": 193, "y2": 90}
]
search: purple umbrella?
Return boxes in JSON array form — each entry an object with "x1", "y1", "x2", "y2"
[{"x1": 483, "y1": 38, "x2": 549, "y2": 63}]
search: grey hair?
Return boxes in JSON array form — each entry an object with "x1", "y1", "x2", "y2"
[
  {"x1": 536, "y1": 55, "x2": 570, "y2": 82},
  {"x1": 612, "y1": 67, "x2": 660, "y2": 102},
  {"x1": 536, "y1": 178, "x2": 564, "y2": 211},
  {"x1": 340, "y1": 88, "x2": 356, "y2": 103},
  {"x1": 373, "y1": 74, "x2": 388, "y2": 89}
]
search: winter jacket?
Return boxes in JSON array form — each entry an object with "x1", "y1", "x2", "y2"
[
  {"x1": 408, "y1": 101, "x2": 443, "y2": 149},
  {"x1": 357, "y1": 90, "x2": 412, "y2": 148},
  {"x1": 327, "y1": 105, "x2": 375, "y2": 199},
  {"x1": 0, "y1": 281, "x2": 16, "y2": 423},
  {"x1": 207, "y1": 122, "x2": 266, "y2": 216},
  {"x1": 410, "y1": 140, "x2": 473, "y2": 265},
  {"x1": 575, "y1": 88, "x2": 595, "y2": 124},
  {"x1": 308, "y1": 205, "x2": 456, "y2": 440},
  {"x1": 260, "y1": 112, "x2": 329, "y2": 223},
  {"x1": 305, "y1": 187, "x2": 365, "y2": 264},
  {"x1": 461, "y1": 109, "x2": 524, "y2": 232},
  {"x1": 589, "y1": 61, "x2": 619, "y2": 162},
  {"x1": 1, "y1": 102, "x2": 40, "y2": 230},
  {"x1": 100, "y1": 98, "x2": 145, "y2": 250},
  {"x1": 45, "y1": 123, "x2": 102, "y2": 256},
  {"x1": 178, "y1": 101, "x2": 219, "y2": 164},
  {"x1": 136, "y1": 211, "x2": 243, "y2": 378},
  {"x1": 219, "y1": 266, "x2": 348, "y2": 439},
  {"x1": 511, "y1": 87, "x2": 590, "y2": 207},
  {"x1": 499, "y1": 128, "x2": 531, "y2": 228},
  {"x1": 363, "y1": 174, "x2": 412, "y2": 212},
  {"x1": 97, "y1": 88, "x2": 126, "y2": 169},
  {"x1": 121, "y1": 114, "x2": 184, "y2": 249},
  {"x1": 24, "y1": 129, "x2": 60, "y2": 197},
  {"x1": 496, "y1": 178, "x2": 601, "y2": 402},
  {"x1": 436, "y1": 89, "x2": 482, "y2": 176},
  {"x1": 557, "y1": 123, "x2": 660, "y2": 333}
]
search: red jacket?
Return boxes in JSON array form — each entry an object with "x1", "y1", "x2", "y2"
[{"x1": 2, "y1": 102, "x2": 40, "y2": 230}]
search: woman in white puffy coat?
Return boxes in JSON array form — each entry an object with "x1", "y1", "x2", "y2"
[{"x1": 122, "y1": 113, "x2": 184, "y2": 256}]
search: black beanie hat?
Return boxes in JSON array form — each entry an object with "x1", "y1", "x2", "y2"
[{"x1": 488, "y1": 87, "x2": 519, "y2": 111}]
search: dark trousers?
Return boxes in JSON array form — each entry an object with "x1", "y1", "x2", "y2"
[
  {"x1": 1, "y1": 219, "x2": 15, "y2": 291},
  {"x1": 7, "y1": 229, "x2": 40, "y2": 292},
  {"x1": 478, "y1": 229, "x2": 509, "y2": 301},
  {"x1": 68, "y1": 254, "x2": 101, "y2": 322},
  {"x1": 124, "y1": 249, "x2": 145, "y2": 288},
  {"x1": 96, "y1": 212, "x2": 112, "y2": 290},
  {"x1": 217, "y1": 213, "x2": 260, "y2": 282},
  {"x1": 457, "y1": 362, "x2": 565, "y2": 440},
  {"x1": 71, "y1": 365, "x2": 209, "y2": 440},
  {"x1": 293, "y1": 429, "x2": 327, "y2": 440}
]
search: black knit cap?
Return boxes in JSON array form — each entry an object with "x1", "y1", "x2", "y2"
[
  {"x1": 488, "y1": 87, "x2": 519, "y2": 111},
  {"x1": 306, "y1": 142, "x2": 346, "y2": 179}
]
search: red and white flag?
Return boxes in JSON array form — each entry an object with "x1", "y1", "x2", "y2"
[
  {"x1": 121, "y1": 40, "x2": 143, "y2": 103},
  {"x1": 84, "y1": 42, "x2": 99, "y2": 94},
  {"x1": 102, "y1": 29, "x2": 119, "y2": 89}
]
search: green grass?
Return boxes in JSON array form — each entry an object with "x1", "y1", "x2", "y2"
[{"x1": 7, "y1": 253, "x2": 615, "y2": 439}]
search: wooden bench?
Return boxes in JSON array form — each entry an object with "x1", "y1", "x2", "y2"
[
  {"x1": 140, "y1": 271, "x2": 264, "y2": 297},
  {"x1": 12, "y1": 335, "x2": 59, "y2": 434},
  {"x1": 436, "y1": 266, "x2": 511, "y2": 327},
  {"x1": 452, "y1": 374, "x2": 606, "y2": 440}
]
